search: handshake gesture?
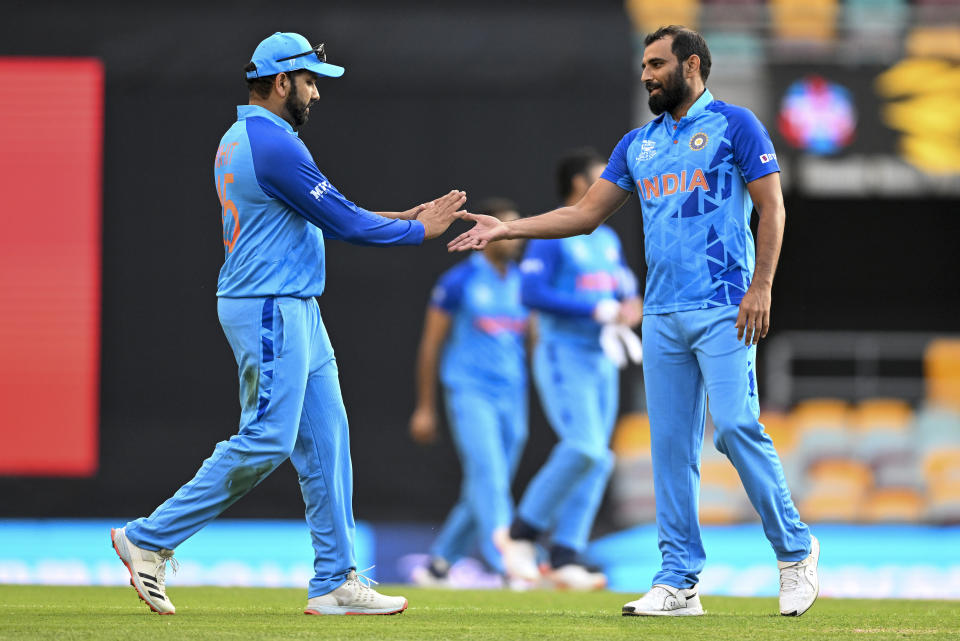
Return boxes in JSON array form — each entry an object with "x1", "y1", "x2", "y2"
[{"x1": 398, "y1": 190, "x2": 468, "y2": 240}]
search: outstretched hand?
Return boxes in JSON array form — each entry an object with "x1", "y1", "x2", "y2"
[
  {"x1": 417, "y1": 190, "x2": 467, "y2": 239},
  {"x1": 446, "y1": 212, "x2": 511, "y2": 252}
]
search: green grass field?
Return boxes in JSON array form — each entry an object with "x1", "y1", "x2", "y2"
[{"x1": 1, "y1": 585, "x2": 957, "y2": 641}]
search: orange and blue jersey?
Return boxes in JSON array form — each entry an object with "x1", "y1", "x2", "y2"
[
  {"x1": 430, "y1": 253, "x2": 528, "y2": 390},
  {"x1": 214, "y1": 105, "x2": 424, "y2": 298},
  {"x1": 600, "y1": 89, "x2": 780, "y2": 315},
  {"x1": 520, "y1": 225, "x2": 637, "y2": 349}
]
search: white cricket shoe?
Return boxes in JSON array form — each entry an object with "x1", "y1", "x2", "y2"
[
  {"x1": 544, "y1": 564, "x2": 607, "y2": 591},
  {"x1": 779, "y1": 534, "x2": 820, "y2": 616},
  {"x1": 493, "y1": 528, "x2": 540, "y2": 587},
  {"x1": 304, "y1": 570, "x2": 408, "y2": 615},
  {"x1": 110, "y1": 527, "x2": 177, "y2": 615},
  {"x1": 622, "y1": 584, "x2": 704, "y2": 616}
]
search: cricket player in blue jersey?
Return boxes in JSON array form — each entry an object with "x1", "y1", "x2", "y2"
[
  {"x1": 449, "y1": 26, "x2": 818, "y2": 617},
  {"x1": 110, "y1": 31, "x2": 467, "y2": 616},
  {"x1": 407, "y1": 198, "x2": 529, "y2": 586},
  {"x1": 495, "y1": 149, "x2": 642, "y2": 591}
]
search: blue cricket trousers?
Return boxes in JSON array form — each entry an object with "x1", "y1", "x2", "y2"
[
  {"x1": 517, "y1": 340, "x2": 618, "y2": 552},
  {"x1": 642, "y1": 306, "x2": 811, "y2": 589},
  {"x1": 430, "y1": 384, "x2": 527, "y2": 572},
  {"x1": 125, "y1": 296, "x2": 355, "y2": 597}
]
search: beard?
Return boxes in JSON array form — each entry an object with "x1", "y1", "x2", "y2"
[
  {"x1": 284, "y1": 80, "x2": 314, "y2": 129},
  {"x1": 647, "y1": 64, "x2": 690, "y2": 116}
]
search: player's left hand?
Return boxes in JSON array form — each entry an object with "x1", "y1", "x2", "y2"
[
  {"x1": 398, "y1": 203, "x2": 427, "y2": 220},
  {"x1": 735, "y1": 284, "x2": 772, "y2": 345}
]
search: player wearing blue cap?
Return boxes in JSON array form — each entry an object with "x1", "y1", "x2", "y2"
[
  {"x1": 449, "y1": 26, "x2": 818, "y2": 617},
  {"x1": 493, "y1": 149, "x2": 642, "y2": 591},
  {"x1": 408, "y1": 198, "x2": 529, "y2": 586},
  {"x1": 111, "y1": 31, "x2": 467, "y2": 616}
]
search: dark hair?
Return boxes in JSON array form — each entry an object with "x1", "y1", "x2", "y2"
[
  {"x1": 556, "y1": 147, "x2": 606, "y2": 201},
  {"x1": 475, "y1": 197, "x2": 519, "y2": 220},
  {"x1": 243, "y1": 62, "x2": 313, "y2": 98},
  {"x1": 643, "y1": 25, "x2": 712, "y2": 83}
]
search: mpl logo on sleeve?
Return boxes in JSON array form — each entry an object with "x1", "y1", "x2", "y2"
[
  {"x1": 309, "y1": 180, "x2": 331, "y2": 200},
  {"x1": 636, "y1": 139, "x2": 657, "y2": 161}
]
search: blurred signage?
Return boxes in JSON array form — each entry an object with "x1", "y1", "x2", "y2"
[
  {"x1": 771, "y1": 63, "x2": 960, "y2": 197},
  {"x1": 778, "y1": 75, "x2": 857, "y2": 155},
  {"x1": 0, "y1": 59, "x2": 103, "y2": 476}
]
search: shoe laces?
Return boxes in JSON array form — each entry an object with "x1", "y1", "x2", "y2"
[
  {"x1": 780, "y1": 563, "x2": 801, "y2": 591},
  {"x1": 350, "y1": 566, "x2": 379, "y2": 589},
  {"x1": 155, "y1": 549, "x2": 179, "y2": 590}
]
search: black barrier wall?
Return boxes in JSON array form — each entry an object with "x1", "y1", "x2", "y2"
[{"x1": 2, "y1": 1, "x2": 958, "y2": 523}]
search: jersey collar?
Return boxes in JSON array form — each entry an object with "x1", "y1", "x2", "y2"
[
  {"x1": 237, "y1": 104, "x2": 299, "y2": 136},
  {"x1": 663, "y1": 88, "x2": 714, "y2": 126}
]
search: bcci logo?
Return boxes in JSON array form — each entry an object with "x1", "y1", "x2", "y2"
[
  {"x1": 637, "y1": 139, "x2": 657, "y2": 161},
  {"x1": 689, "y1": 132, "x2": 709, "y2": 151}
]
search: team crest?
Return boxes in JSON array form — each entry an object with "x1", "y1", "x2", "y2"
[
  {"x1": 689, "y1": 132, "x2": 709, "y2": 151},
  {"x1": 637, "y1": 139, "x2": 657, "y2": 161}
]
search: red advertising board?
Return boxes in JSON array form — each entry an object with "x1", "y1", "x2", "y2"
[{"x1": 0, "y1": 58, "x2": 103, "y2": 476}]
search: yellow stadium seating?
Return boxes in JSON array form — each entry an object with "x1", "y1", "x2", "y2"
[
  {"x1": 626, "y1": 0, "x2": 700, "y2": 34},
  {"x1": 925, "y1": 338, "x2": 960, "y2": 411}
]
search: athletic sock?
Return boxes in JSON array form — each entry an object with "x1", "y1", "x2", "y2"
[
  {"x1": 509, "y1": 517, "x2": 541, "y2": 542},
  {"x1": 549, "y1": 544, "x2": 578, "y2": 569}
]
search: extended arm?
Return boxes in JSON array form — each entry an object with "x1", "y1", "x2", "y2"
[
  {"x1": 249, "y1": 120, "x2": 464, "y2": 243},
  {"x1": 736, "y1": 172, "x2": 785, "y2": 344},
  {"x1": 448, "y1": 179, "x2": 631, "y2": 251},
  {"x1": 409, "y1": 307, "x2": 453, "y2": 445}
]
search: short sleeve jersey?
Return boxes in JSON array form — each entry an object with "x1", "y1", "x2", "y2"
[
  {"x1": 214, "y1": 105, "x2": 424, "y2": 298},
  {"x1": 520, "y1": 225, "x2": 637, "y2": 349},
  {"x1": 600, "y1": 89, "x2": 780, "y2": 314},
  {"x1": 431, "y1": 253, "x2": 528, "y2": 389}
]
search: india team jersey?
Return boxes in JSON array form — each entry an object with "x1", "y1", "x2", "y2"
[
  {"x1": 431, "y1": 253, "x2": 528, "y2": 389},
  {"x1": 520, "y1": 225, "x2": 637, "y2": 348},
  {"x1": 601, "y1": 89, "x2": 780, "y2": 315},
  {"x1": 214, "y1": 105, "x2": 424, "y2": 298}
]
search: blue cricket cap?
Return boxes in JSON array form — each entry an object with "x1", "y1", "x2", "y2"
[{"x1": 245, "y1": 32, "x2": 345, "y2": 79}]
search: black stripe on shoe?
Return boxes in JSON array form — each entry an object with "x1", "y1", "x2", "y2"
[
  {"x1": 147, "y1": 590, "x2": 166, "y2": 600},
  {"x1": 138, "y1": 572, "x2": 158, "y2": 582},
  {"x1": 143, "y1": 581, "x2": 159, "y2": 591}
]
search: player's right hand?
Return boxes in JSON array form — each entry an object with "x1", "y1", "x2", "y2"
[
  {"x1": 417, "y1": 190, "x2": 467, "y2": 239},
  {"x1": 409, "y1": 406, "x2": 438, "y2": 445},
  {"x1": 446, "y1": 212, "x2": 510, "y2": 252}
]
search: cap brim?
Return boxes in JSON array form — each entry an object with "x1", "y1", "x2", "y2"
[{"x1": 305, "y1": 60, "x2": 345, "y2": 78}]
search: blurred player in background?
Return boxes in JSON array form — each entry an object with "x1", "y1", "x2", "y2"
[
  {"x1": 448, "y1": 26, "x2": 818, "y2": 617},
  {"x1": 110, "y1": 31, "x2": 466, "y2": 616},
  {"x1": 409, "y1": 198, "x2": 529, "y2": 586},
  {"x1": 498, "y1": 149, "x2": 643, "y2": 591}
]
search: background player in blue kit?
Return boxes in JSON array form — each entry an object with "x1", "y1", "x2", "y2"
[
  {"x1": 110, "y1": 31, "x2": 467, "y2": 616},
  {"x1": 496, "y1": 149, "x2": 642, "y2": 591},
  {"x1": 408, "y1": 198, "x2": 529, "y2": 586},
  {"x1": 449, "y1": 25, "x2": 818, "y2": 617}
]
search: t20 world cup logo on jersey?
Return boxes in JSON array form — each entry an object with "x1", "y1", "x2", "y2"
[{"x1": 636, "y1": 139, "x2": 657, "y2": 161}]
